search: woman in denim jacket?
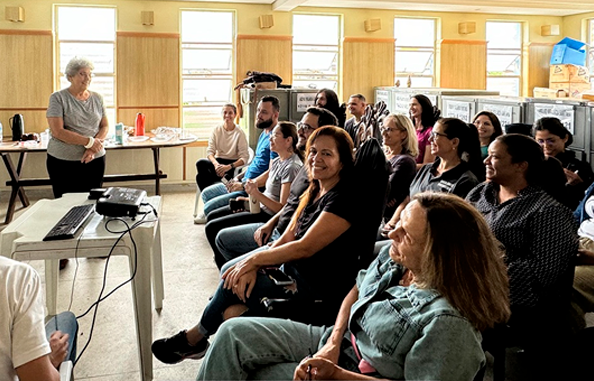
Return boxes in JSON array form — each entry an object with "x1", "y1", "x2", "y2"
[{"x1": 196, "y1": 192, "x2": 511, "y2": 381}]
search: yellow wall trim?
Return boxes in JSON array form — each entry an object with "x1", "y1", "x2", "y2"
[
  {"x1": 440, "y1": 39, "x2": 487, "y2": 45},
  {"x1": 343, "y1": 37, "x2": 395, "y2": 43},
  {"x1": 237, "y1": 34, "x2": 292, "y2": 41},
  {"x1": 0, "y1": 107, "x2": 47, "y2": 111},
  {"x1": 116, "y1": 31, "x2": 179, "y2": 39},
  {"x1": 119, "y1": 105, "x2": 179, "y2": 110},
  {"x1": 527, "y1": 42, "x2": 555, "y2": 46},
  {"x1": 0, "y1": 29, "x2": 51, "y2": 36}
]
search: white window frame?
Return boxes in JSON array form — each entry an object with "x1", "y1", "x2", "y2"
[
  {"x1": 394, "y1": 17, "x2": 437, "y2": 87},
  {"x1": 587, "y1": 18, "x2": 594, "y2": 85},
  {"x1": 54, "y1": 5, "x2": 117, "y2": 130},
  {"x1": 180, "y1": 9, "x2": 235, "y2": 139},
  {"x1": 486, "y1": 21, "x2": 523, "y2": 96},
  {"x1": 292, "y1": 13, "x2": 341, "y2": 92}
]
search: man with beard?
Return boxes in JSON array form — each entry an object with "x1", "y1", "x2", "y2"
[
  {"x1": 195, "y1": 96, "x2": 280, "y2": 224},
  {"x1": 211, "y1": 107, "x2": 338, "y2": 266}
]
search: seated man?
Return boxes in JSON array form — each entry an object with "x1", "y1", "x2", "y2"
[
  {"x1": 194, "y1": 95, "x2": 280, "y2": 224},
  {"x1": 0, "y1": 256, "x2": 78, "y2": 381},
  {"x1": 214, "y1": 107, "x2": 338, "y2": 265},
  {"x1": 343, "y1": 93, "x2": 366, "y2": 144}
]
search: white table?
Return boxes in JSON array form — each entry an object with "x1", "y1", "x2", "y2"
[{"x1": 0, "y1": 193, "x2": 164, "y2": 381}]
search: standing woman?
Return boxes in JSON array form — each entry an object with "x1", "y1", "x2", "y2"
[
  {"x1": 315, "y1": 89, "x2": 346, "y2": 127},
  {"x1": 196, "y1": 104, "x2": 249, "y2": 191},
  {"x1": 472, "y1": 111, "x2": 503, "y2": 160},
  {"x1": 409, "y1": 94, "x2": 441, "y2": 169},
  {"x1": 46, "y1": 57, "x2": 108, "y2": 198}
]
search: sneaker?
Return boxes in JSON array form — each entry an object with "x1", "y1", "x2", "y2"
[
  {"x1": 194, "y1": 212, "x2": 206, "y2": 224},
  {"x1": 151, "y1": 330, "x2": 210, "y2": 364}
]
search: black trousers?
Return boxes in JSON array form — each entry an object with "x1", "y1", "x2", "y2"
[
  {"x1": 46, "y1": 154, "x2": 105, "y2": 198},
  {"x1": 196, "y1": 158, "x2": 236, "y2": 191}
]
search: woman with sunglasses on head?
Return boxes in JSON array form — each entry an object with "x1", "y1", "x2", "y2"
[
  {"x1": 383, "y1": 118, "x2": 483, "y2": 231},
  {"x1": 196, "y1": 193, "x2": 510, "y2": 381},
  {"x1": 533, "y1": 117, "x2": 594, "y2": 210},
  {"x1": 409, "y1": 94, "x2": 441, "y2": 169},
  {"x1": 472, "y1": 111, "x2": 503, "y2": 160}
]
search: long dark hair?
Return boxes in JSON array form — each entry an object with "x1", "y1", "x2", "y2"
[
  {"x1": 533, "y1": 117, "x2": 573, "y2": 147},
  {"x1": 472, "y1": 111, "x2": 503, "y2": 143},
  {"x1": 289, "y1": 127, "x2": 354, "y2": 230},
  {"x1": 411, "y1": 94, "x2": 441, "y2": 130},
  {"x1": 439, "y1": 118, "x2": 484, "y2": 181},
  {"x1": 315, "y1": 89, "x2": 346, "y2": 127},
  {"x1": 496, "y1": 134, "x2": 545, "y2": 186},
  {"x1": 276, "y1": 121, "x2": 303, "y2": 161}
]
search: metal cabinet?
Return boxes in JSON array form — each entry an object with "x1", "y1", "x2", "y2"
[{"x1": 476, "y1": 97, "x2": 529, "y2": 127}]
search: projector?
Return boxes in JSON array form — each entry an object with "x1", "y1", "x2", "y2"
[{"x1": 95, "y1": 187, "x2": 147, "y2": 218}]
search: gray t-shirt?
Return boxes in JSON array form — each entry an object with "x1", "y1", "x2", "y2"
[
  {"x1": 261, "y1": 153, "x2": 303, "y2": 215},
  {"x1": 46, "y1": 88, "x2": 106, "y2": 160}
]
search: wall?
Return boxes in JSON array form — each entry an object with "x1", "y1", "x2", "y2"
[{"x1": 0, "y1": 1, "x2": 582, "y2": 191}]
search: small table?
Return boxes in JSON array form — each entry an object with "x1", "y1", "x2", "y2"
[
  {"x1": 0, "y1": 135, "x2": 196, "y2": 223},
  {"x1": 0, "y1": 193, "x2": 163, "y2": 381}
]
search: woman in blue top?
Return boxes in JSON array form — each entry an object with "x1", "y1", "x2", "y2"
[{"x1": 195, "y1": 193, "x2": 511, "y2": 381}]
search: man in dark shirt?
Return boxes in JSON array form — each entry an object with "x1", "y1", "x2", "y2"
[{"x1": 343, "y1": 94, "x2": 366, "y2": 146}]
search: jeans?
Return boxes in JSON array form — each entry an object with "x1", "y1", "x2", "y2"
[
  {"x1": 201, "y1": 183, "x2": 247, "y2": 216},
  {"x1": 196, "y1": 317, "x2": 326, "y2": 380},
  {"x1": 45, "y1": 311, "x2": 78, "y2": 364},
  {"x1": 216, "y1": 224, "x2": 281, "y2": 263}
]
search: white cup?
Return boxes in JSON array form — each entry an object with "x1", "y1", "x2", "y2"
[{"x1": 249, "y1": 195, "x2": 260, "y2": 214}]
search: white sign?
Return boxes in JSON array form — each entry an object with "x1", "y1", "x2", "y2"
[
  {"x1": 296, "y1": 93, "x2": 316, "y2": 112},
  {"x1": 533, "y1": 103, "x2": 575, "y2": 135},
  {"x1": 482, "y1": 104, "x2": 515, "y2": 127},
  {"x1": 445, "y1": 101, "x2": 471, "y2": 122}
]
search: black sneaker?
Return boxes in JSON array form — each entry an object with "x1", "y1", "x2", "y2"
[{"x1": 151, "y1": 330, "x2": 210, "y2": 364}]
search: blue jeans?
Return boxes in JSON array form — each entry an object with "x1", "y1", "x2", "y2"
[
  {"x1": 216, "y1": 223, "x2": 281, "y2": 263},
  {"x1": 45, "y1": 311, "x2": 78, "y2": 364},
  {"x1": 201, "y1": 183, "x2": 247, "y2": 216},
  {"x1": 196, "y1": 317, "x2": 327, "y2": 380}
]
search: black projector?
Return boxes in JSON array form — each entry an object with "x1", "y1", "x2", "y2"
[{"x1": 95, "y1": 187, "x2": 147, "y2": 217}]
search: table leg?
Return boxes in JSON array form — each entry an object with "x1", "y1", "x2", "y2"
[
  {"x1": 45, "y1": 259, "x2": 59, "y2": 316},
  {"x1": 152, "y1": 148, "x2": 161, "y2": 195},
  {"x1": 129, "y1": 228, "x2": 154, "y2": 381},
  {"x1": 2, "y1": 152, "x2": 30, "y2": 224},
  {"x1": 151, "y1": 222, "x2": 164, "y2": 310},
  {"x1": 15, "y1": 152, "x2": 29, "y2": 206}
]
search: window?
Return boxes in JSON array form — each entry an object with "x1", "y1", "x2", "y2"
[
  {"x1": 588, "y1": 19, "x2": 594, "y2": 85},
  {"x1": 55, "y1": 6, "x2": 116, "y2": 129},
  {"x1": 394, "y1": 18, "x2": 436, "y2": 88},
  {"x1": 181, "y1": 10, "x2": 234, "y2": 139},
  {"x1": 293, "y1": 14, "x2": 340, "y2": 91},
  {"x1": 486, "y1": 21, "x2": 522, "y2": 96}
]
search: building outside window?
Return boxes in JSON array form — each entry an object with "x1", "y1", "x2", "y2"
[
  {"x1": 486, "y1": 21, "x2": 522, "y2": 96},
  {"x1": 394, "y1": 17, "x2": 436, "y2": 87},
  {"x1": 181, "y1": 10, "x2": 234, "y2": 139},
  {"x1": 55, "y1": 6, "x2": 116, "y2": 130},
  {"x1": 292, "y1": 14, "x2": 340, "y2": 91}
]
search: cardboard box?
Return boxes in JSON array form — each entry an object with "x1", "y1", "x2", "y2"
[
  {"x1": 550, "y1": 64, "x2": 590, "y2": 83},
  {"x1": 550, "y1": 37, "x2": 588, "y2": 66},
  {"x1": 533, "y1": 87, "x2": 558, "y2": 98},
  {"x1": 549, "y1": 82, "x2": 592, "y2": 99}
]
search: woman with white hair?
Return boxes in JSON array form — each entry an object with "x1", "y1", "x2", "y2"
[{"x1": 46, "y1": 56, "x2": 108, "y2": 199}]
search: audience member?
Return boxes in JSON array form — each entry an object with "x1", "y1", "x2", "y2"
[
  {"x1": 152, "y1": 127, "x2": 364, "y2": 365},
  {"x1": 194, "y1": 96, "x2": 280, "y2": 224},
  {"x1": 195, "y1": 103, "x2": 249, "y2": 192},
  {"x1": 343, "y1": 94, "x2": 366, "y2": 142},
  {"x1": 409, "y1": 94, "x2": 440, "y2": 168},
  {"x1": 214, "y1": 108, "x2": 338, "y2": 264},
  {"x1": 472, "y1": 111, "x2": 502, "y2": 160},
  {"x1": 204, "y1": 122, "x2": 303, "y2": 268},
  {"x1": 196, "y1": 193, "x2": 510, "y2": 381},
  {"x1": 315, "y1": 89, "x2": 346, "y2": 127},
  {"x1": 534, "y1": 117, "x2": 594, "y2": 210}
]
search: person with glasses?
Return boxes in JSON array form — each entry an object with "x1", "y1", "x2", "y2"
[
  {"x1": 533, "y1": 117, "x2": 594, "y2": 210},
  {"x1": 46, "y1": 56, "x2": 109, "y2": 270},
  {"x1": 409, "y1": 94, "x2": 441, "y2": 169},
  {"x1": 195, "y1": 193, "x2": 511, "y2": 381},
  {"x1": 383, "y1": 118, "x2": 482, "y2": 232},
  {"x1": 472, "y1": 111, "x2": 503, "y2": 160}
]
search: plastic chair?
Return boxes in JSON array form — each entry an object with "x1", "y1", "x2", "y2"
[
  {"x1": 59, "y1": 361, "x2": 73, "y2": 381},
  {"x1": 193, "y1": 147, "x2": 254, "y2": 217}
]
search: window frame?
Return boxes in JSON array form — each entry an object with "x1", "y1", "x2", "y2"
[
  {"x1": 394, "y1": 17, "x2": 437, "y2": 87},
  {"x1": 486, "y1": 20, "x2": 523, "y2": 96},
  {"x1": 587, "y1": 18, "x2": 594, "y2": 85}
]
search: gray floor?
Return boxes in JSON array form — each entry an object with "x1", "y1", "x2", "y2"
[{"x1": 1, "y1": 186, "x2": 592, "y2": 381}]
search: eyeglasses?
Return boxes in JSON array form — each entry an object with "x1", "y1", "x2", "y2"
[
  {"x1": 536, "y1": 138, "x2": 557, "y2": 146},
  {"x1": 297, "y1": 122, "x2": 315, "y2": 133},
  {"x1": 380, "y1": 127, "x2": 401, "y2": 134},
  {"x1": 429, "y1": 131, "x2": 449, "y2": 140},
  {"x1": 77, "y1": 72, "x2": 95, "y2": 79}
]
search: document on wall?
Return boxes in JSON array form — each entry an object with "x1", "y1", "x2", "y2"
[
  {"x1": 482, "y1": 104, "x2": 515, "y2": 127},
  {"x1": 296, "y1": 93, "x2": 316, "y2": 112},
  {"x1": 533, "y1": 103, "x2": 575, "y2": 135},
  {"x1": 393, "y1": 93, "x2": 411, "y2": 114},
  {"x1": 446, "y1": 101, "x2": 471, "y2": 122},
  {"x1": 375, "y1": 90, "x2": 389, "y2": 105}
]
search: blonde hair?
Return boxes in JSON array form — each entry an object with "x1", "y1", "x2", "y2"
[
  {"x1": 384, "y1": 114, "x2": 419, "y2": 158},
  {"x1": 412, "y1": 192, "x2": 510, "y2": 331}
]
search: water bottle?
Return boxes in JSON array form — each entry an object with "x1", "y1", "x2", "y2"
[
  {"x1": 135, "y1": 113, "x2": 145, "y2": 136},
  {"x1": 115, "y1": 123, "x2": 124, "y2": 145},
  {"x1": 249, "y1": 195, "x2": 260, "y2": 214}
]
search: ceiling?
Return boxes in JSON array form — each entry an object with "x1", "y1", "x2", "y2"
[{"x1": 172, "y1": 0, "x2": 594, "y2": 16}]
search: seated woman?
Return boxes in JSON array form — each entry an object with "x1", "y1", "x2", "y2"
[
  {"x1": 196, "y1": 193, "x2": 511, "y2": 381},
  {"x1": 533, "y1": 117, "x2": 594, "y2": 210},
  {"x1": 409, "y1": 94, "x2": 441, "y2": 169},
  {"x1": 204, "y1": 122, "x2": 303, "y2": 268},
  {"x1": 466, "y1": 134, "x2": 578, "y2": 362},
  {"x1": 383, "y1": 117, "x2": 482, "y2": 231},
  {"x1": 153, "y1": 127, "x2": 367, "y2": 364},
  {"x1": 472, "y1": 110, "x2": 503, "y2": 160},
  {"x1": 195, "y1": 103, "x2": 248, "y2": 192}
]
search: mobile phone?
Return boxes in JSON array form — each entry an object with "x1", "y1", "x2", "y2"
[
  {"x1": 263, "y1": 267, "x2": 294, "y2": 286},
  {"x1": 229, "y1": 198, "x2": 245, "y2": 213}
]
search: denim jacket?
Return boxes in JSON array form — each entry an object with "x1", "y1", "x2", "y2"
[{"x1": 347, "y1": 248, "x2": 484, "y2": 381}]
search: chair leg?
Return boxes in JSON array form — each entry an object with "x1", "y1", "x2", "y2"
[{"x1": 194, "y1": 187, "x2": 202, "y2": 217}]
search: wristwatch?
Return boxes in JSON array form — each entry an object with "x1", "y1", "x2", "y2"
[{"x1": 230, "y1": 163, "x2": 235, "y2": 170}]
